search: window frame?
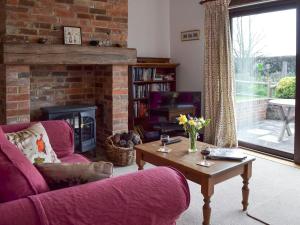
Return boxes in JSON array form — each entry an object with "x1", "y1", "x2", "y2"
[{"x1": 229, "y1": 0, "x2": 300, "y2": 163}]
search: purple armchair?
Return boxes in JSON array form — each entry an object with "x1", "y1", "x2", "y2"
[{"x1": 0, "y1": 121, "x2": 190, "y2": 225}]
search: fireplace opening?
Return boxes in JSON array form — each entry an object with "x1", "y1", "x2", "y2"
[
  {"x1": 2, "y1": 62, "x2": 130, "y2": 155},
  {"x1": 41, "y1": 105, "x2": 97, "y2": 154}
]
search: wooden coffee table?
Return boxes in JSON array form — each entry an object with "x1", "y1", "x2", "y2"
[{"x1": 135, "y1": 137, "x2": 255, "y2": 225}]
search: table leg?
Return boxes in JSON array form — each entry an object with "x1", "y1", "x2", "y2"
[
  {"x1": 201, "y1": 180, "x2": 214, "y2": 225},
  {"x1": 279, "y1": 107, "x2": 293, "y2": 141},
  {"x1": 285, "y1": 107, "x2": 292, "y2": 136},
  {"x1": 241, "y1": 163, "x2": 252, "y2": 211},
  {"x1": 136, "y1": 150, "x2": 145, "y2": 170}
]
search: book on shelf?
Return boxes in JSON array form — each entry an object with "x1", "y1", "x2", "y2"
[
  {"x1": 133, "y1": 84, "x2": 150, "y2": 99},
  {"x1": 133, "y1": 102, "x2": 148, "y2": 118},
  {"x1": 133, "y1": 68, "x2": 156, "y2": 81},
  {"x1": 151, "y1": 83, "x2": 170, "y2": 92},
  {"x1": 132, "y1": 68, "x2": 175, "y2": 82},
  {"x1": 133, "y1": 83, "x2": 171, "y2": 99}
]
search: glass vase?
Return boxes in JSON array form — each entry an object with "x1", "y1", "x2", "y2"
[{"x1": 188, "y1": 132, "x2": 198, "y2": 153}]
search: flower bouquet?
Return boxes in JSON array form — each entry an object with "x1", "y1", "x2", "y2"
[{"x1": 178, "y1": 114, "x2": 210, "y2": 153}]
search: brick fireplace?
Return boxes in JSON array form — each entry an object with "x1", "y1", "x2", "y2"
[{"x1": 0, "y1": 0, "x2": 136, "y2": 152}]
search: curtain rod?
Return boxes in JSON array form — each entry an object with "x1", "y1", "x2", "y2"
[{"x1": 199, "y1": 0, "x2": 216, "y2": 5}]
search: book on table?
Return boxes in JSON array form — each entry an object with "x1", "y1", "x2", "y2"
[{"x1": 207, "y1": 148, "x2": 247, "y2": 161}]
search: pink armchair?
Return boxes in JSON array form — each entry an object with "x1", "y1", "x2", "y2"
[{"x1": 0, "y1": 121, "x2": 190, "y2": 225}]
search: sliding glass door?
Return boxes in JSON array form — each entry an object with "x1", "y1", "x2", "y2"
[{"x1": 230, "y1": 1, "x2": 299, "y2": 161}]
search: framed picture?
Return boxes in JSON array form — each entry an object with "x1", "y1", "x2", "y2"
[
  {"x1": 64, "y1": 26, "x2": 82, "y2": 45},
  {"x1": 181, "y1": 30, "x2": 200, "y2": 41}
]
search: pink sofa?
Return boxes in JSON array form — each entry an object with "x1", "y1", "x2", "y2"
[{"x1": 0, "y1": 121, "x2": 190, "y2": 225}]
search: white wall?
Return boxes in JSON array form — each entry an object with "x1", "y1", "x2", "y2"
[
  {"x1": 128, "y1": 0, "x2": 205, "y2": 93},
  {"x1": 128, "y1": 0, "x2": 170, "y2": 58},
  {"x1": 170, "y1": 0, "x2": 205, "y2": 93}
]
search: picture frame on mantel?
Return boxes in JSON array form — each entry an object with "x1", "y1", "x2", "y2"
[
  {"x1": 181, "y1": 30, "x2": 200, "y2": 41},
  {"x1": 64, "y1": 26, "x2": 82, "y2": 45}
]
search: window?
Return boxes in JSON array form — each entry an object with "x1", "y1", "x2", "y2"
[{"x1": 230, "y1": 2, "x2": 299, "y2": 161}]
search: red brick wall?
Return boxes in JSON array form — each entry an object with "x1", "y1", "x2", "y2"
[
  {"x1": 95, "y1": 65, "x2": 128, "y2": 149},
  {"x1": 3, "y1": 0, "x2": 128, "y2": 46},
  {"x1": 111, "y1": 65, "x2": 129, "y2": 132},
  {"x1": 0, "y1": 0, "x2": 130, "y2": 153},
  {"x1": 236, "y1": 99, "x2": 269, "y2": 129},
  {"x1": 1, "y1": 64, "x2": 129, "y2": 152},
  {"x1": 4, "y1": 65, "x2": 31, "y2": 124},
  {"x1": 0, "y1": 65, "x2": 6, "y2": 124},
  {"x1": 0, "y1": 1, "x2": 5, "y2": 42},
  {"x1": 30, "y1": 65, "x2": 96, "y2": 120}
]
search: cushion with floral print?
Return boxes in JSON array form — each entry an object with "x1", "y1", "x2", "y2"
[{"x1": 6, "y1": 122, "x2": 60, "y2": 164}]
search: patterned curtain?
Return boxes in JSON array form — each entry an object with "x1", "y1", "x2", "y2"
[{"x1": 203, "y1": 0, "x2": 238, "y2": 147}]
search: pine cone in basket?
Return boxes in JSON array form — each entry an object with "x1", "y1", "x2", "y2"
[
  {"x1": 121, "y1": 132, "x2": 131, "y2": 141},
  {"x1": 119, "y1": 139, "x2": 127, "y2": 147},
  {"x1": 112, "y1": 133, "x2": 121, "y2": 145}
]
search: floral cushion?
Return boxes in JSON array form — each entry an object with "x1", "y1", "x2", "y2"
[
  {"x1": 35, "y1": 161, "x2": 113, "y2": 190},
  {"x1": 6, "y1": 122, "x2": 60, "y2": 164}
]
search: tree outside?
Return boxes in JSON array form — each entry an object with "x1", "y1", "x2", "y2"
[{"x1": 232, "y1": 10, "x2": 296, "y2": 100}]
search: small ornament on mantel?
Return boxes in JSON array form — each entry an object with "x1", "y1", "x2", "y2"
[
  {"x1": 89, "y1": 31, "x2": 112, "y2": 47},
  {"x1": 99, "y1": 38, "x2": 112, "y2": 47},
  {"x1": 37, "y1": 38, "x2": 48, "y2": 44},
  {"x1": 89, "y1": 40, "x2": 99, "y2": 46}
]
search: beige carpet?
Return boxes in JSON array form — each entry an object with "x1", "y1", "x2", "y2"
[
  {"x1": 247, "y1": 188, "x2": 300, "y2": 225},
  {"x1": 114, "y1": 156, "x2": 300, "y2": 225}
]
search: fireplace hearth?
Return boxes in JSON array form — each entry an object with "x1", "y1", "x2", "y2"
[
  {"x1": 41, "y1": 105, "x2": 97, "y2": 154},
  {"x1": 0, "y1": 46, "x2": 135, "y2": 153}
]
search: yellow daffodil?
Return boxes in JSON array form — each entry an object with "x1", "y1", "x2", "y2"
[
  {"x1": 188, "y1": 119, "x2": 196, "y2": 126},
  {"x1": 178, "y1": 114, "x2": 188, "y2": 125},
  {"x1": 178, "y1": 114, "x2": 210, "y2": 134}
]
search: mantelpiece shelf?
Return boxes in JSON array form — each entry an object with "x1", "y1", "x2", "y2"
[{"x1": 1, "y1": 43, "x2": 137, "y2": 65}]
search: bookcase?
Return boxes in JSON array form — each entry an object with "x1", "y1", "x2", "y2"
[{"x1": 128, "y1": 58, "x2": 179, "y2": 130}]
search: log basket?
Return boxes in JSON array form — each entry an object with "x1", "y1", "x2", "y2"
[{"x1": 105, "y1": 135, "x2": 141, "y2": 166}]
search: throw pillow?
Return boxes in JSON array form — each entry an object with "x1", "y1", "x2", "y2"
[
  {"x1": 35, "y1": 161, "x2": 113, "y2": 190},
  {"x1": 6, "y1": 122, "x2": 60, "y2": 164},
  {"x1": 0, "y1": 127, "x2": 49, "y2": 203}
]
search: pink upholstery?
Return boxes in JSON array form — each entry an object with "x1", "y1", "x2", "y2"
[
  {"x1": 0, "y1": 198, "x2": 41, "y2": 225},
  {"x1": 1, "y1": 120, "x2": 74, "y2": 158},
  {"x1": 0, "y1": 121, "x2": 190, "y2": 224},
  {"x1": 0, "y1": 128, "x2": 49, "y2": 203},
  {"x1": 0, "y1": 167, "x2": 190, "y2": 225}
]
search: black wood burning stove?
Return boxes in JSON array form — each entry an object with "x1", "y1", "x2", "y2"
[{"x1": 41, "y1": 105, "x2": 97, "y2": 153}]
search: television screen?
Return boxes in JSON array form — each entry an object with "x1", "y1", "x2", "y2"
[{"x1": 149, "y1": 91, "x2": 202, "y2": 117}]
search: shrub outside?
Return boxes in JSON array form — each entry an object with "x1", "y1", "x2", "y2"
[{"x1": 275, "y1": 76, "x2": 296, "y2": 99}]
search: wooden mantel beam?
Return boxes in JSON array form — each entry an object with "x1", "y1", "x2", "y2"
[{"x1": 1, "y1": 44, "x2": 137, "y2": 65}]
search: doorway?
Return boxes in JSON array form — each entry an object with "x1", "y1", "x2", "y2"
[{"x1": 230, "y1": 1, "x2": 299, "y2": 162}]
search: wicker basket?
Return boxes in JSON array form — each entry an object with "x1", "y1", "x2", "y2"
[{"x1": 105, "y1": 135, "x2": 140, "y2": 166}]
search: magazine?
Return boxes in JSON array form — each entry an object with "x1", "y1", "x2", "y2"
[{"x1": 207, "y1": 148, "x2": 247, "y2": 161}]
